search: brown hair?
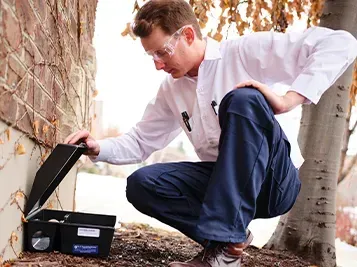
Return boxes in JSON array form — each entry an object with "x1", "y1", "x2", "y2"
[{"x1": 132, "y1": 0, "x2": 202, "y2": 40}]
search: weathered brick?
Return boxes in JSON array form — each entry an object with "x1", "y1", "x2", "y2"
[
  {"x1": 0, "y1": 86, "x2": 18, "y2": 123},
  {"x1": 55, "y1": 107, "x2": 64, "y2": 125},
  {"x1": 0, "y1": 59, "x2": 6, "y2": 79},
  {"x1": 45, "y1": 7, "x2": 59, "y2": 45},
  {"x1": 61, "y1": 123, "x2": 74, "y2": 140},
  {"x1": 15, "y1": 76, "x2": 28, "y2": 100},
  {"x1": 1, "y1": 0, "x2": 98, "y2": 147},
  {"x1": 16, "y1": 103, "x2": 32, "y2": 134},
  {"x1": 8, "y1": 56, "x2": 26, "y2": 78},
  {"x1": 15, "y1": 0, "x2": 37, "y2": 36},
  {"x1": 70, "y1": 38, "x2": 79, "y2": 60},
  {"x1": 45, "y1": 68, "x2": 54, "y2": 92},
  {"x1": 34, "y1": 27, "x2": 49, "y2": 58},
  {"x1": 4, "y1": 0, "x2": 15, "y2": 6},
  {"x1": 35, "y1": 65, "x2": 53, "y2": 92},
  {"x1": 52, "y1": 80, "x2": 64, "y2": 104},
  {"x1": 4, "y1": 7, "x2": 22, "y2": 50},
  {"x1": 34, "y1": 64, "x2": 45, "y2": 84},
  {"x1": 24, "y1": 37, "x2": 42, "y2": 67},
  {"x1": 7, "y1": 67, "x2": 20, "y2": 89},
  {"x1": 64, "y1": 52, "x2": 72, "y2": 72},
  {"x1": 70, "y1": 13, "x2": 77, "y2": 40},
  {"x1": 42, "y1": 94, "x2": 56, "y2": 121},
  {"x1": 33, "y1": 0, "x2": 47, "y2": 21},
  {"x1": 27, "y1": 79, "x2": 42, "y2": 111},
  {"x1": 55, "y1": 130, "x2": 65, "y2": 143},
  {"x1": 0, "y1": 40, "x2": 7, "y2": 79},
  {"x1": 60, "y1": 92, "x2": 71, "y2": 113},
  {"x1": 70, "y1": 0, "x2": 78, "y2": 17}
]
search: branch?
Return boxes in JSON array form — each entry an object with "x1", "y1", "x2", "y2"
[{"x1": 339, "y1": 154, "x2": 357, "y2": 184}]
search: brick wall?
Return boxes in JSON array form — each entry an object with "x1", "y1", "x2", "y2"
[
  {"x1": 0, "y1": 0, "x2": 98, "y2": 263},
  {"x1": 0, "y1": 0, "x2": 97, "y2": 144}
]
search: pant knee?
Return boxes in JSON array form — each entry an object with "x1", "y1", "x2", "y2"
[
  {"x1": 126, "y1": 168, "x2": 150, "y2": 209},
  {"x1": 220, "y1": 87, "x2": 265, "y2": 110},
  {"x1": 219, "y1": 87, "x2": 274, "y2": 130}
]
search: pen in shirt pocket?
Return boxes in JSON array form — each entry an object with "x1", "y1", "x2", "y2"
[
  {"x1": 211, "y1": 100, "x2": 218, "y2": 115},
  {"x1": 181, "y1": 111, "x2": 192, "y2": 132}
]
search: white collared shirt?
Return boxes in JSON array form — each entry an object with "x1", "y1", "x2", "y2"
[{"x1": 94, "y1": 26, "x2": 357, "y2": 168}]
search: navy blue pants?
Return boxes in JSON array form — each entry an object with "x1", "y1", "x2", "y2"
[{"x1": 126, "y1": 88, "x2": 301, "y2": 244}]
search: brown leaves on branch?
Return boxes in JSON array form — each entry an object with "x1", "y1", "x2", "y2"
[
  {"x1": 123, "y1": 0, "x2": 325, "y2": 41},
  {"x1": 15, "y1": 144, "x2": 26, "y2": 155}
]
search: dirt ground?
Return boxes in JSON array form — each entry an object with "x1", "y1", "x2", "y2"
[{"x1": 5, "y1": 223, "x2": 311, "y2": 267}]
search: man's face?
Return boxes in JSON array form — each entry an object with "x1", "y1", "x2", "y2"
[{"x1": 141, "y1": 26, "x2": 194, "y2": 79}]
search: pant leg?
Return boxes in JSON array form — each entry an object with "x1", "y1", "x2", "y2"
[
  {"x1": 195, "y1": 88, "x2": 301, "y2": 243},
  {"x1": 255, "y1": 119, "x2": 301, "y2": 219},
  {"x1": 126, "y1": 161, "x2": 214, "y2": 245}
]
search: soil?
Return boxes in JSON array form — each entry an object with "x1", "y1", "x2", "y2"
[{"x1": 5, "y1": 223, "x2": 311, "y2": 267}]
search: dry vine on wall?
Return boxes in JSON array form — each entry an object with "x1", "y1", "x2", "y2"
[{"x1": 0, "y1": 0, "x2": 98, "y2": 263}]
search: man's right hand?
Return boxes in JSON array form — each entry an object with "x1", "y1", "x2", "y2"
[{"x1": 64, "y1": 130, "x2": 100, "y2": 157}]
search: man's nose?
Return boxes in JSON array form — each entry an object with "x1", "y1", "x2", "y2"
[{"x1": 154, "y1": 60, "x2": 165, "y2": 70}]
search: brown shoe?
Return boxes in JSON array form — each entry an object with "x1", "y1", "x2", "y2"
[{"x1": 168, "y1": 230, "x2": 253, "y2": 267}]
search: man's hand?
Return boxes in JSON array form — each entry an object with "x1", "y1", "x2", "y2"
[
  {"x1": 64, "y1": 130, "x2": 100, "y2": 157},
  {"x1": 235, "y1": 80, "x2": 306, "y2": 114}
]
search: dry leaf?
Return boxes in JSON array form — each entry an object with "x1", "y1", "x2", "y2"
[
  {"x1": 92, "y1": 89, "x2": 99, "y2": 98},
  {"x1": 0, "y1": 138, "x2": 4, "y2": 144},
  {"x1": 51, "y1": 119, "x2": 58, "y2": 127},
  {"x1": 11, "y1": 231, "x2": 18, "y2": 243},
  {"x1": 43, "y1": 124, "x2": 49, "y2": 134},
  {"x1": 41, "y1": 152, "x2": 48, "y2": 162},
  {"x1": 47, "y1": 200, "x2": 54, "y2": 209},
  {"x1": 33, "y1": 121, "x2": 39, "y2": 134},
  {"x1": 15, "y1": 191, "x2": 24, "y2": 200},
  {"x1": 5, "y1": 128, "x2": 10, "y2": 141},
  {"x1": 21, "y1": 214, "x2": 28, "y2": 223},
  {"x1": 16, "y1": 144, "x2": 26, "y2": 155}
]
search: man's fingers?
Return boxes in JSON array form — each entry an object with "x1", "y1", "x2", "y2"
[
  {"x1": 236, "y1": 80, "x2": 261, "y2": 89},
  {"x1": 236, "y1": 83, "x2": 250, "y2": 89},
  {"x1": 64, "y1": 130, "x2": 90, "y2": 144},
  {"x1": 64, "y1": 131, "x2": 78, "y2": 144}
]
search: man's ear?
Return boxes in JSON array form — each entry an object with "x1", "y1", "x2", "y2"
[{"x1": 183, "y1": 26, "x2": 195, "y2": 45}]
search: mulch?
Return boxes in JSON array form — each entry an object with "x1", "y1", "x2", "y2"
[{"x1": 4, "y1": 223, "x2": 311, "y2": 267}]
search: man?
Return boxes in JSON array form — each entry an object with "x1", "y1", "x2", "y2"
[{"x1": 65, "y1": 0, "x2": 357, "y2": 266}]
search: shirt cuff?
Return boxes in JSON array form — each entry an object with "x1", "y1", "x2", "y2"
[
  {"x1": 89, "y1": 139, "x2": 112, "y2": 163},
  {"x1": 289, "y1": 73, "x2": 329, "y2": 105}
]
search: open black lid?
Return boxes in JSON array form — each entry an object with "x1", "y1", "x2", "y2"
[{"x1": 25, "y1": 143, "x2": 88, "y2": 217}]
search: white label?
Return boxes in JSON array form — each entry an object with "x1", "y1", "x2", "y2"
[{"x1": 77, "y1": 227, "x2": 100, "y2": 238}]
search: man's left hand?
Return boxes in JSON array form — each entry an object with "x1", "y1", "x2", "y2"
[{"x1": 235, "y1": 80, "x2": 306, "y2": 114}]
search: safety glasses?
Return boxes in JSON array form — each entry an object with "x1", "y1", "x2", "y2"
[{"x1": 145, "y1": 25, "x2": 189, "y2": 63}]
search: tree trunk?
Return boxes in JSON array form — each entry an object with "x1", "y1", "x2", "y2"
[
  {"x1": 338, "y1": 102, "x2": 352, "y2": 182},
  {"x1": 264, "y1": 0, "x2": 357, "y2": 266},
  {"x1": 338, "y1": 63, "x2": 357, "y2": 184}
]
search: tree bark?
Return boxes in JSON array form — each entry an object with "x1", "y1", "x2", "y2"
[
  {"x1": 338, "y1": 102, "x2": 352, "y2": 182},
  {"x1": 338, "y1": 62, "x2": 357, "y2": 184},
  {"x1": 264, "y1": 0, "x2": 357, "y2": 266}
]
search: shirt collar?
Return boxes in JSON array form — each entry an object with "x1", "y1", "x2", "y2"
[{"x1": 203, "y1": 37, "x2": 222, "y2": 61}]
